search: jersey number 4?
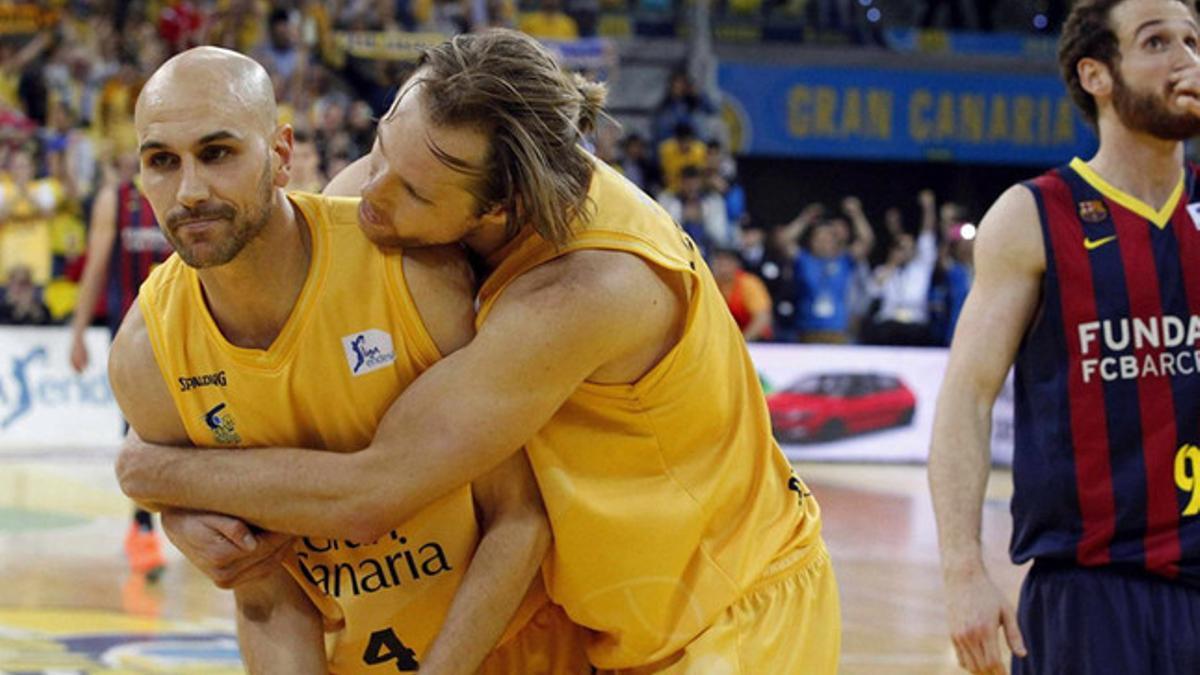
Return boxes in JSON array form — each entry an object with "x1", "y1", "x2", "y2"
[{"x1": 363, "y1": 628, "x2": 419, "y2": 672}]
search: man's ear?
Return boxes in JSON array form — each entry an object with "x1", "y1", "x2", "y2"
[
  {"x1": 1079, "y1": 57, "x2": 1114, "y2": 102},
  {"x1": 479, "y1": 199, "x2": 509, "y2": 230},
  {"x1": 272, "y1": 124, "x2": 295, "y2": 188}
]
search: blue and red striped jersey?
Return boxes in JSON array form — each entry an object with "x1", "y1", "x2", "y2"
[
  {"x1": 1013, "y1": 157, "x2": 1200, "y2": 586},
  {"x1": 106, "y1": 181, "x2": 173, "y2": 333}
]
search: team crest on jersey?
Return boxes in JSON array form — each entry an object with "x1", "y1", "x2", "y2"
[
  {"x1": 203, "y1": 403, "x2": 241, "y2": 445},
  {"x1": 1078, "y1": 199, "x2": 1109, "y2": 223},
  {"x1": 1187, "y1": 202, "x2": 1200, "y2": 230},
  {"x1": 341, "y1": 329, "x2": 397, "y2": 377}
]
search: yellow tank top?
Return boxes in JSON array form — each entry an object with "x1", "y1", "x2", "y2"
[
  {"x1": 139, "y1": 192, "x2": 482, "y2": 673},
  {"x1": 476, "y1": 160, "x2": 824, "y2": 668}
]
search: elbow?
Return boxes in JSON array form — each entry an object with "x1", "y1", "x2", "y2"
[
  {"x1": 338, "y1": 458, "x2": 412, "y2": 544},
  {"x1": 342, "y1": 513, "x2": 396, "y2": 547},
  {"x1": 114, "y1": 445, "x2": 150, "y2": 502},
  {"x1": 338, "y1": 488, "x2": 410, "y2": 545}
]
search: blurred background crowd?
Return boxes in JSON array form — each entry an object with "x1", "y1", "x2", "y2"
[{"x1": 0, "y1": 0, "x2": 1076, "y2": 345}]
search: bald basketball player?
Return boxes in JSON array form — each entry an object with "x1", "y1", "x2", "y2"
[
  {"x1": 118, "y1": 31, "x2": 840, "y2": 673},
  {"x1": 108, "y1": 47, "x2": 587, "y2": 674}
]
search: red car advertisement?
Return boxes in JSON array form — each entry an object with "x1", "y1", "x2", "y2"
[{"x1": 767, "y1": 372, "x2": 917, "y2": 443}]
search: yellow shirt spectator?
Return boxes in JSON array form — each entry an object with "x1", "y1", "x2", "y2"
[
  {"x1": 0, "y1": 169, "x2": 66, "y2": 286},
  {"x1": 658, "y1": 135, "x2": 707, "y2": 192},
  {"x1": 518, "y1": 10, "x2": 579, "y2": 39}
]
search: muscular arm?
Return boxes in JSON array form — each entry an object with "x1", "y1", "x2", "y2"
[
  {"x1": 928, "y1": 184, "x2": 1041, "y2": 672},
  {"x1": 108, "y1": 306, "x2": 325, "y2": 668},
  {"x1": 842, "y1": 196, "x2": 876, "y2": 261},
  {"x1": 117, "y1": 250, "x2": 684, "y2": 542},
  {"x1": 421, "y1": 451, "x2": 550, "y2": 675},
  {"x1": 108, "y1": 303, "x2": 193, "y2": 448}
]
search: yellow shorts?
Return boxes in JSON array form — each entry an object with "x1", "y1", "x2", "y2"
[
  {"x1": 481, "y1": 601, "x2": 593, "y2": 674},
  {"x1": 601, "y1": 542, "x2": 841, "y2": 675}
]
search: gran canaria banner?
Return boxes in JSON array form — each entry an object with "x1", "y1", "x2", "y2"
[{"x1": 719, "y1": 62, "x2": 1097, "y2": 166}]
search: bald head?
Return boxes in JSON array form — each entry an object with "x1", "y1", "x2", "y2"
[
  {"x1": 136, "y1": 46, "x2": 277, "y2": 137},
  {"x1": 133, "y1": 46, "x2": 295, "y2": 270}
]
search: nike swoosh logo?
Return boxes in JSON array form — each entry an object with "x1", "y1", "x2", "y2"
[{"x1": 1084, "y1": 235, "x2": 1116, "y2": 250}]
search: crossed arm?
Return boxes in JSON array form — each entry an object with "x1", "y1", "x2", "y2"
[
  {"x1": 116, "y1": 248, "x2": 683, "y2": 542},
  {"x1": 109, "y1": 295, "x2": 554, "y2": 674},
  {"x1": 108, "y1": 304, "x2": 326, "y2": 673}
]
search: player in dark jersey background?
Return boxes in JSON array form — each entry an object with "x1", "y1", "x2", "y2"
[
  {"x1": 68, "y1": 149, "x2": 174, "y2": 579},
  {"x1": 930, "y1": 0, "x2": 1200, "y2": 673}
]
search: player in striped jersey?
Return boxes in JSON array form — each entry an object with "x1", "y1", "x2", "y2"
[
  {"x1": 931, "y1": 0, "x2": 1200, "y2": 673},
  {"x1": 68, "y1": 149, "x2": 174, "y2": 579}
]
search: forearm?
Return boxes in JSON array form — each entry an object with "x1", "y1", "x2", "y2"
[
  {"x1": 420, "y1": 512, "x2": 551, "y2": 675},
  {"x1": 235, "y1": 566, "x2": 326, "y2": 674},
  {"x1": 849, "y1": 213, "x2": 875, "y2": 255},
  {"x1": 117, "y1": 441, "x2": 395, "y2": 540},
  {"x1": 921, "y1": 202, "x2": 937, "y2": 233},
  {"x1": 743, "y1": 311, "x2": 772, "y2": 341},
  {"x1": 928, "y1": 386, "x2": 995, "y2": 577}
]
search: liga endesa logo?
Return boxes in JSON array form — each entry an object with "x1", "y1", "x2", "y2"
[
  {"x1": 341, "y1": 329, "x2": 396, "y2": 377},
  {"x1": 0, "y1": 346, "x2": 113, "y2": 431}
]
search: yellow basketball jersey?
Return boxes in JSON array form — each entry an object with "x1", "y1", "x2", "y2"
[
  {"x1": 476, "y1": 160, "x2": 825, "y2": 669},
  {"x1": 138, "y1": 192, "x2": 482, "y2": 673}
]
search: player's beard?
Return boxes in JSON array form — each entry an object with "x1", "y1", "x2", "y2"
[
  {"x1": 1111, "y1": 66, "x2": 1200, "y2": 141},
  {"x1": 166, "y1": 161, "x2": 274, "y2": 268}
]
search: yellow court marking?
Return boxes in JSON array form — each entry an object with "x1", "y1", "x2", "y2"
[
  {"x1": 0, "y1": 462, "x2": 129, "y2": 520},
  {"x1": 0, "y1": 608, "x2": 240, "y2": 675}
]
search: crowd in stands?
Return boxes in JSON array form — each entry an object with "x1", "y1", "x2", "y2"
[
  {"x1": 1, "y1": 1, "x2": 975, "y2": 348},
  {"x1": 728, "y1": 189, "x2": 977, "y2": 348},
  {"x1": 0, "y1": 0, "x2": 469, "y2": 330},
  {"x1": 593, "y1": 69, "x2": 978, "y2": 348}
]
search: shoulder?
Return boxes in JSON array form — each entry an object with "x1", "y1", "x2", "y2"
[
  {"x1": 402, "y1": 245, "x2": 476, "y2": 356},
  {"x1": 509, "y1": 248, "x2": 664, "y2": 306},
  {"x1": 108, "y1": 303, "x2": 160, "y2": 399},
  {"x1": 743, "y1": 270, "x2": 769, "y2": 293},
  {"x1": 488, "y1": 248, "x2": 684, "y2": 350},
  {"x1": 293, "y1": 191, "x2": 359, "y2": 226},
  {"x1": 90, "y1": 183, "x2": 119, "y2": 221},
  {"x1": 109, "y1": 302, "x2": 189, "y2": 443},
  {"x1": 975, "y1": 183, "x2": 1044, "y2": 276}
]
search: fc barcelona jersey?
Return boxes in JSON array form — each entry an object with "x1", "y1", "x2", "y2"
[
  {"x1": 1013, "y1": 157, "x2": 1200, "y2": 585},
  {"x1": 108, "y1": 181, "x2": 172, "y2": 332}
]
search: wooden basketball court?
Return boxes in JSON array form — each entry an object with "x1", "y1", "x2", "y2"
[{"x1": 0, "y1": 451, "x2": 1024, "y2": 673}]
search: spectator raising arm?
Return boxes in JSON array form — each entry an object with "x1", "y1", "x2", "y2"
[{"x1": 841, "y1": 196, "x2": 875, "y2": 261}]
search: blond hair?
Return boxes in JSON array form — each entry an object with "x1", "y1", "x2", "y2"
[{"x1": 414, "y1": 29, "x2": 607, "y2": 246}]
